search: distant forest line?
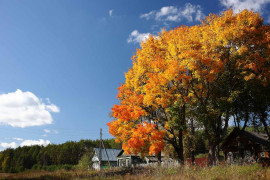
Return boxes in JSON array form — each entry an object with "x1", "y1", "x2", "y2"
[{"x1": 0, "y1": 139, "x2": 120, "y2": 173}]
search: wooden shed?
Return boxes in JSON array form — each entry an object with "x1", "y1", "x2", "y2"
[
  {"x1": 221, "y1": 128, "x2": 270, "y2": 163},
  {"x1": 116, "y1": 150, "x2": 145, "y2": 167},
  {"x1": 116, "y1": 150, "x2": 167, "y2": 167}
]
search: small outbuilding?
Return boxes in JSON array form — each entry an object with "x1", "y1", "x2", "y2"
[
  {"x1": 117, "y1": 150, "x2": 145, "y2": 167},
  {"x1": 116, "y1": 150, "x2": 167, "y2": 167},
  {"x1": 92, "y1": 148, "x2": 122, "y2": 170},
  {"x1": 221, "y1": 128, "x2": 270, "y2": 163}
]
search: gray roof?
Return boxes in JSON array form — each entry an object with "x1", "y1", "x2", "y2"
[
  {"x1": 93, "y1": 148, "x2": 122, "y2": 161},
  {"x1": 117, "y1": 150, "x2": 165, "y2": 157},
  {"x1": 248, "y1": 131, "x2": 269, "y2": 141}
]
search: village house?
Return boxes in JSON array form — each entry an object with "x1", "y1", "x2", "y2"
[
  {"x1": 92, "y1": 148, "x2": 122, "y2": 170},
  {"x1": 221, "y1": 128, "x2": 270, "y2": 164},
  {"x1": 116, "y1": 150, "x2": 170, "y2": 167}
]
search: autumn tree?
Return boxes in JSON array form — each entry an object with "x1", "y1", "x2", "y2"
[{"x1": 108, "y1": 9, "x2": 270, "y2": 165}]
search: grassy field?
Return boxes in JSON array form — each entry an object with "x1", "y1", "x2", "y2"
[{"x1": 0, "y1": 164, "x2": 269, "y2": 180}]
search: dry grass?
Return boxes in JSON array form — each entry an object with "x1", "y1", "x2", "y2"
[
  {"x1": 0, "y1": 164, "x2": 269, "y2": 180},
  {"x1": 122, "y1": 164, "x2": 270, "y2": 180}
]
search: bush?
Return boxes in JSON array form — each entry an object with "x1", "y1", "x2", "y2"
[
  {"x1": 15, "y1": 166, "x2": 25, "y2": 172},
  {"x1": 62, "y1": 164, "x2": 73, "y2": 171},
  {"x1": 32, "y1": 164, "x2": 42, "y2": 170},
  {"x1": 76, "y1": 153, "x2": 92, "y2": 170},
  {"x1": 41, "y1": 164, "x2": 74, "y2": 172}
]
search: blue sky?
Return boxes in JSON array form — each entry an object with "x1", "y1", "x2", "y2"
[{"x1": 0, "y1": 0, "x2": 269, "y2": 150}]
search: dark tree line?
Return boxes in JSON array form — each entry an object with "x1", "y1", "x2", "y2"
[{"x1": 0, "y1": 139, "x2": 120, "y2": 173}]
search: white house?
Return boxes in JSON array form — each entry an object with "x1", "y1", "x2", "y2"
[{"x1": 92, "y1": 148, "x2": 122, "y2": 170}]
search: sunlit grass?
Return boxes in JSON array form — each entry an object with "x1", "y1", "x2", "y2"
[{"x1": 1, "y1": 164, "x2": 269, "y2": 179}]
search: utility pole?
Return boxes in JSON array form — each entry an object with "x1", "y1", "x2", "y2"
[
  {"x1": 102, "y1": 140, "x2": 111, "y2": 167},
  {"x1": 99, "y1": 128, "x2": 102, "y2": 170},
  {"x1": 98, "y1": 128, "x2": 111, "y2": 170}
]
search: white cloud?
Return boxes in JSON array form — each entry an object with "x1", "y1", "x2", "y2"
[
  {"x1": 44, "y1": 129, "x2": 51, "y2": 133},
  {"x1": 0, "y1": 139, "x2": 50, "y2": 150},
  {"x1": 0, "y1": 142, "x2": 17, "y2": 149},
  {"x1": 20, "y1": 139, "x2": 50, "y2": 147},
  {"x1": 156, "y1": 6, "x2": 179, "y2": 20},
  {"x1": 46, "y1": 104, "x2": 60, "y2": 113},
  {"x1": 13, "y1": 137, "x2": 23, "y2": 141},
  {"x1": 195, "y1": 9, "x2": 204, "y2": 21},
  {"x1": 181, "y1": 3, "x2": 204, "y2": 22},
  {"x1": 140, "y1": 11, "x2": 155, "y2": 20},
  {"x1": 140, "y1": 3, "x2": 205, "y2": 23},
  {"x1": 109, "y1": 9, "x2": 113, "y2": 17},
  {"x1": 43, "y1": 129, "x2": 58, "y2": 136},
  {"x1": 0, "y1": 89, "x2": 60, "y2": 128},
  {"x1": 127, "y1": 30, "x2": 151, "y2": 44},
  {"x1": 220, "y1": 0, "x2": 270, "y2": 12}
]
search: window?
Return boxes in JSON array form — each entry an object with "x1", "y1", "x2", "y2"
[{"x1": 126, "y1": 159, "x2": 130, "y2": 166}]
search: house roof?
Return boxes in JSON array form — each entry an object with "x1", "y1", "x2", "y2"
[
  {"x1": 221, "y1": 128, "x2": 270, "y2": 150},
  {"x1": 117, "y1": 150, "x2": 125, "y2": 157},
  {"x1": 93, "y1": 148, "x2": 122, "y2": 162},
  {"x1": 117, "y1": 150, "x2": 165, "y2": 158},
  {"x1": 117, "y1": 150, "x2": 149, "y2": 157},
  {"x1": 145, "y1": 156, "x2": 159, "y2": 162}
]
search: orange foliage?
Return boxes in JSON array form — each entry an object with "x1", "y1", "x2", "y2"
[{"x1": 108, "y1": 9, "x2": 270, "y2": 156}]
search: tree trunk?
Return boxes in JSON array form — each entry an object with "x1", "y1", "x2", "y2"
[
  {"x1": 260, "y1": 111, "x2": 270, "y2": 140},
  {"x1": 175, "y1": 104, "x2": 185, "y2": 165},
  {"x1": 156, "y1": 151, "x2": 161, "y2": 166},
  {"x1": 191, "y1": 118, "x2": 195, "y2": 165},
  {"x1": 171, "y1": 142, "x2": 184, "y2": 165},
  {"x1": 208, "y1": 143, "x2": 216, "y2": 166},
  {"x1": 178, "y1": 130, "x2": 184, "y2": 165},
  {"x1": 216, "y1": 145, "x2": 220, "y2": 164},
  {"x1": 242, "y1": 110, "x2": 249, "y2": 131},
  {"x1": 191, "y1": 150, "x2": 195, "y2": 166}
]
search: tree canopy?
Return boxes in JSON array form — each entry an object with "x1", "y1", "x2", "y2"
[{"x1": 108, "y1": 9, "x2": 270, "y2": 165}]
